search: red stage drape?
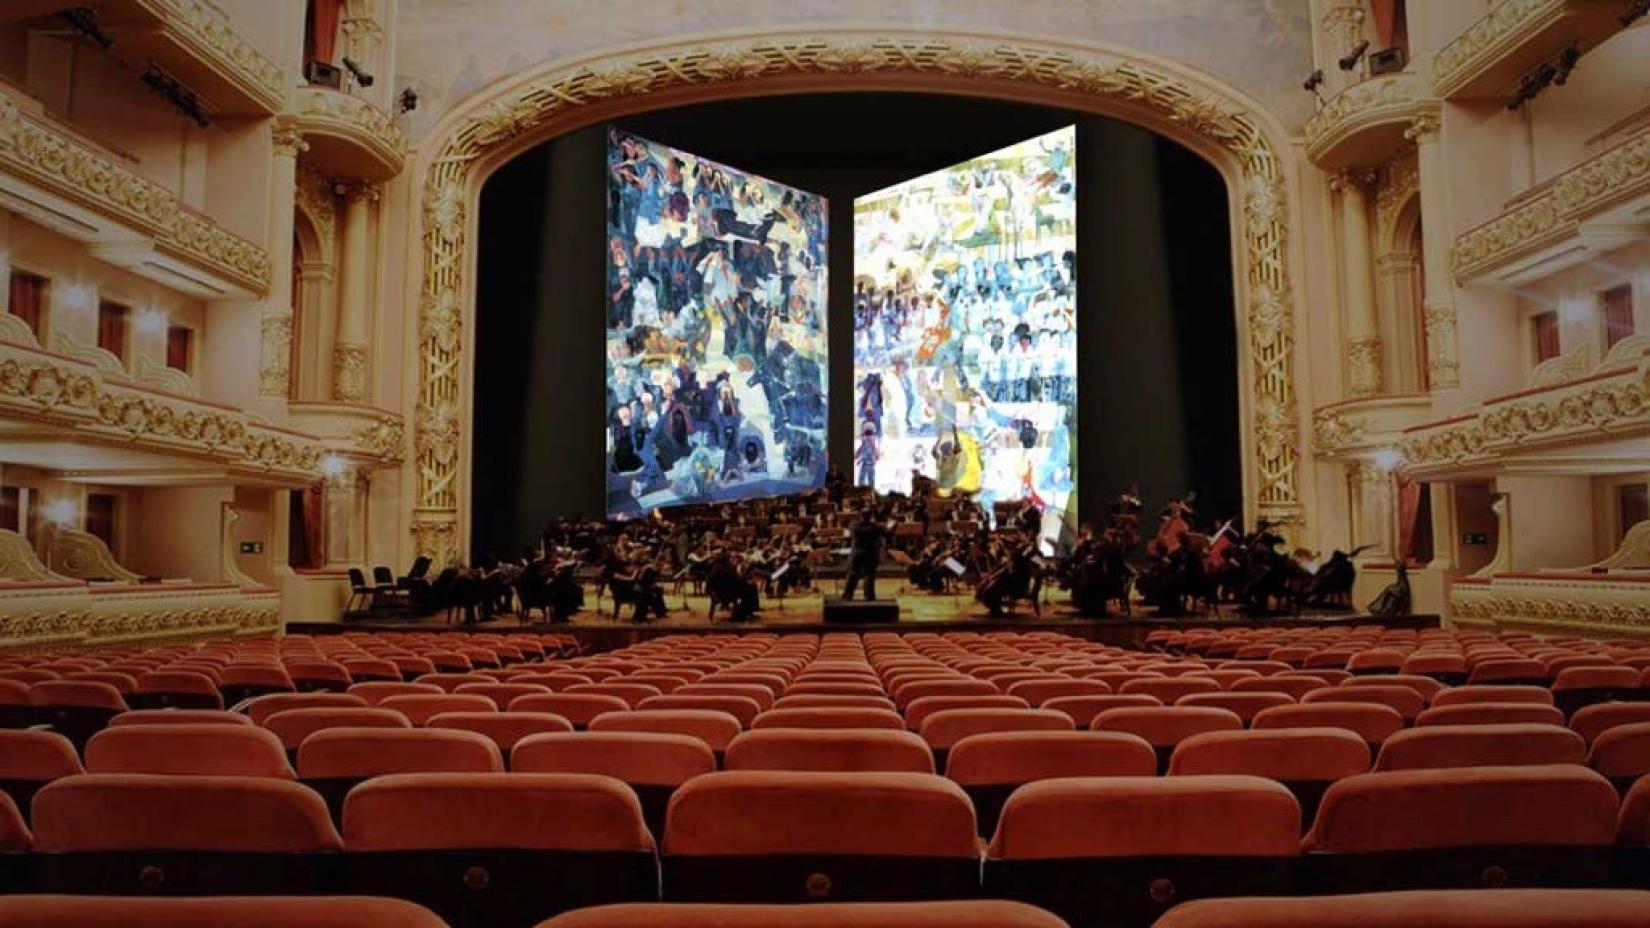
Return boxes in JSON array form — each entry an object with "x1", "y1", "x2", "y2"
[
  {"x1": 7, "y1": 272, "x2": 43, "y2": 337},
  {"x1": 307, "y1": 0, "x2": 342, "y2": 65},
  {"x1": 1396, "y1": 474, "x2": 1433, "y2": 566},
  {"x1": 1369, "y1": 0, "x2": 1402, "y2": 47}
]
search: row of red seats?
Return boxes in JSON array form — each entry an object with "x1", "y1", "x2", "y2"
[{"x1": 7, "y1": 891, "x2": 1650, "y2": 928}]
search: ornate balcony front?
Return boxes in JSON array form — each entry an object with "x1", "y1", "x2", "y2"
[
  {"x1": 1452, "y1": 122, "x2": 1650, "y2": 286},
  {"x1": 1312, "y1": 394, "x2": 1437, "y2": 460},
  {"x1": 0, "y1": 339, "x2": 324, "y2": 487},
  {"x1": 6, "y1": 0, "x2": 287, "y2": 115},
  {"x1": 292, "y1": 87, "x2": 407, "y2": 183},
  {"x1": 1305, "y1": 73, "x2": 1434, "y2": 170},
  {"x1": 1433, "y1": 0, "x2": 1636, "y2": 102},
  {"x1": 288, "y1": 401, "x2": 407, "y2": 469},
  {"x1": 0, "y1": 90, "x2": 272, "y2": 298},
  {"x1": 1400, "y1": 341, "x2": 1650, "y2": 480}
]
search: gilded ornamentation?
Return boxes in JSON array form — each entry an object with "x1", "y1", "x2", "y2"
[
  {"x1": 293, "y1": 86, "x2": 408, "y2": 175},
  {"x1": 1312, "y1": 407, "x2": 1367, "y2": 456},
  {"x1": 50, "y1": 529, "x2": 142, "y2": 582},
  {"x1": 0, "y1": 313, "x2": 37, "y2": 347},
  {"x1": 1453, "y1": 124, "x2": 1650, "y2": 281},
  {"x1": 1305, "y1": 73, "x2": 1425, "y2": 163},
  {"x1": 0, "y1": 93, "x2": 272, "y2": 294},
  {"x1": 1451, "y1": 578, "x2": 1650, "y2": 636},
  {"x1": 295, "y1": 162, "x2": 338, "y2": 251},
  {"x1": 135, "y1": 357, "x2": 198, "y2": 397},
  {"x1": 1423, "y1": 301, "x2": 1461, "y2": 389},
  {"x1": 272, "y1": 119, "x2": 309, "y2": 158},
  {"x1": 1591, "y1": 520, "x2": 1650, "y2": 571},
  {"x1": 150, "y1": 0, "x2": 288, "y2": 111},
  {"x1": 332, "y1": 342, "x2": 369, "y2": 402},
  {"x1": 1347, "y1": 336, "x2": 1384, "y2": 397},
  {"x1": 1376, "y1": 150, "x2": 1420, "y2": 242},
  {"x1": 412, "y1": 32, "x2": 1306, "y2": 562},
  {"x1": 1430, "y1": 0, "x2": 1623, "y2": 99},
  {"x1": 1321, "y1": 0, "x2": 1367, "y2": 51},
  {"x1": 0, "y1": 341, "x2": 323, "y2": 482},
  {"x1": 348, "y1": 415, "x2": 406, "y2": 464},
  {"x1": 0, "y1": 529, "x2": 70, "y2": 582},
  {"x1": 259, "y1": 314, "x2": 293, "y2": 397}
]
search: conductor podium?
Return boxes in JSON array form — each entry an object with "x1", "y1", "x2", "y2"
[{"x1": 823, "y1": 598, "x2": 900, "y2": 624}]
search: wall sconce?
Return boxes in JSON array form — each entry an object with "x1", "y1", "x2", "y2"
[
  {"x1": 1560, "y1": 297, "x2": 1591, "y2": 325},
  {"x1": 136, "y1": 309, "x2": 168, "y2": 334},
  {"x1": 62, "y1": 283, "x2": 96, "y2": 311},
  {"x1": 320, "y1": 454, "x2": 349, "y2": 479},
  {"x1": 43, "y1": 498, "x2": 78, "y2": 527},
  {"x1": 1371, "y1": 448, "x2": 1406, "y2": 474}
]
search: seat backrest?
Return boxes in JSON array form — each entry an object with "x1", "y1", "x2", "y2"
[
  {"x1": 426, "y1": 711, "x2": 574, "y2": 751},
  {"x1": 638, "y1": 694, "x2": 763, "y2": 728},
  {"x1": 342, "y1": 772, "x2": 654, "y2": 851},
  {"x1": 85, "y1": 724, "x2": 294, "y2": 778},
  {"x1": 726, "y1": 729, "x2": 934, "y2": 773},
  {"x1": 566, "y1": 683, "x2": 664, "y2": 709},
  {"x1": 536, "y1": 900, "x2": 1069, "y2": 928},
  {"x1": 772, "y1": 694, "x2": 897, "y2": 712},
  {"x1": 1118, "y1": 677, "x2": 1222, "y2": 703},
  {"x1": 1091, "y1": 706, "x2": 1243, "y2": 748},
  {"x1": 1571, "y1": 702, "x2": 1650, "y2": 744},
  {"x1": 509, "y1": 693, "x2": 631, "y2": 726},
  {"x1": 1303, "y1": 765, "x2": 1618, "y2": 853},
  {"x1": 296, "y1": 727, "x2": 503, "y2": 779},
  {"x1": 0, "y1": 792, "x2": 26, "y2": 852},
  {"x1": 1176, "y1": 691, "x2": 1295, "y2": 724},
  {"x1": 1587, "y1": 721, "x2": 1650, "y2": 781},
  {"x1": 1430, "y1": 685, "x2": 1553, "y2": 708},
  {"x1": 1414, "y1": 703, "x2": 1565, "y2": 728},
  {"x1": 346, "y1": 682, "x2": 444, "y2": 705},
  {"x1": 664, "y1": 771, "x2": 978, "y2": 858},
  {"x1": 513, "y1": 731, "x2": 715, "y2": 784},
  {"x1": 988, "y1": 775, "x2": 1300, "y2": 859},
  {"x1": 1373, "y1": 724, "x2": 1586, "y2": 771},
  {"x1": 1038, "y1": 694, "x2": 1162, "y2": 727},
  {"x1": 1302, "y1": 686, "x2": 1426, "y2": 720},
  {"x1": 32, "y1": 773, "x2": 342, "y2": 851},
  {"x1": 904, "y1": 695, "x2": 1030, "y2": 731},
  {"x1": 1167, "y1": 728, "x2": 1370, "y2": 780},
  {"x1": 378, "y1": 693, "x2": 497, "y2": 725},
  {"x1": 675, "y1": 684, "x2": 776, "y2": 711},
  {"x1": 30, "y1": 680, "x2": 128, "y2": 711},
  {"x1": 245, "y1": 693, "x2": 367, "y2": 725},
  {"x1": 751, "y1": 707, "x2": 904, "y2": 731},
  {"x1": 1252, "y1": 702, "x2": 1406, "y2": 745},
  {"x1": 893, "y1": 679, "x2": 999, "y2": 709},
  {"x1": 453, "y1": 683, "x2": 552, "y2": 707},
  {"x1": 1617, "y1": 774, "x2": 1650, "y2": 845},
  {"x1": 1153, "y1": 889, "x2": 1650, "y2": 928},
  {"x1": 588, "y1": 709, "x2": 744, "y2": 753},
  {"x1": 946, "y1": 730, "x2": 1156, "y2": 785},
  {"x1": 919, "y1": 708, "x2": 1074, "y2": 751},
  {"x1": 0, "y1": 729, "x2": 83, "y2": 781},
  {"x1": 1004, "y1": 679, "x2": 1113, "y2": 707},
  {"x1": 263, "y1": 707, "x2": 411, "y2": 750}
]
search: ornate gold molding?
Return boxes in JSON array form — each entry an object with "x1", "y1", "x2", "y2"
[
  {"x1": 1452, "y1": 575, "x2": 1650, "y2": 637},
  {"x1": 411, "y1": 31, "x2": 1305, "y2": 564},
  {"x1": 1346, "y1": 336, "x2": 1384, "y2": 398},
  {"x1": 295, "y1": 162, "x2": 339, "y2": 252},
  {"x1": 144, "y1": 0, "x2": 288, "y2": 113},
  {"x1": 294, "y1": 87, "x2": 408, "y2": 181},
  {"x1": 258, "y1": 314, "x2": 293, "y2": 398},
  {"x1": 1402, "y1": 348, "x2": 1650, "y2": 475},
  {"x1": 1305, "y1": 73, "x2": 1428, "y2": 167},
  {"x1": 331, "y1": 342, "x2": 369, "y2": 402},
  {"x1": 49, "y1": 529, "x2": 142, "y2": 582},
  {"x1": 0, "y1": 340, "x2": 322, "y2": 483},
  {"x1": 0, "y1": 529, "x2": 70, "y2": 583},
  {"x1": 0, "y1": 92, "x2": 271, "y2": 295},
  {"x1": 1452, "y1": 122, "x2": 1650, "y2": 283},
  {"x1": 1432, "y1": 0, "x2": 1632, "y2": 101}
]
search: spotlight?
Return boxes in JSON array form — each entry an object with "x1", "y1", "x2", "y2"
[
  {"x1": 1302, "y1": 69, "x2": 1324, "y2": 93},
  {"x1": 43, "y1": 498, "x2": 77, "y2": 527},
  {"x1": 321, "y1": 454, "x2": 349, "y2": 479},
  {"x1": 342, "y1": 57, "x2": 374, "y2": 88},
  {"x1": 397, "y1": 86, "x2": 419, "y2": 114},
  {"x1": 57, "y1": 6, "x2": 113, "y2": 50},
  {"x1": 1338, "y1": 39, "x2": 1370, "y2": 71},
  {"x1": 141, "y1": 64, "x2": 210, "y2": 127},
  {"x1": 136, "y1": 309, "x2": 168, "y2": 335}
]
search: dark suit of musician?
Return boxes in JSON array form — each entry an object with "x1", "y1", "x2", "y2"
[{"x1": 843, "y1": 512, "x2": 887, "y2": 601}]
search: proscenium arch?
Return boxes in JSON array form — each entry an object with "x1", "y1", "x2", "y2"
[{"x1": 407, "y1": 28, "x2": 1307, "y2": 564}]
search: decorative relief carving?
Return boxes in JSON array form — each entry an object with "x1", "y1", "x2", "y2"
[
  {"x1": 1347, "y1": 336, "x2": 1385, "y2": 397},
  {"x1": 52, "y1": 331, "x2": 125, "y2": 375},
  {"x1": 412, "y1": 32, "x2": 1305, "y2": 561},
  {"x1": 295, "y1": 162, "x2": 338, "y2": 251},
  {"x1": 1453, "y1": 124, "x2": 1650, "y2": 281},
  {"x1": 1590, "y1": 520, "x2": 1650, "y2": 571},
  {"x1": 1305, "y1": 73, "x2": 1424, "y2": 161},
  {"x1": 1376, "y1": 149, "x2": 1420, "y2": 242},
  {"x1": 150, "y1": 0, "x2": 288, "y2": 111},
  {"x1": 135, "y1": 357, "x2": 198, "y2": 397},
  {"x1": 1313, "y1": 407, "x2": 1367, "y2": 456},
  {"x1": 272, "y1": 119, "x2": 309, "y2": 158},
  {"x1": 0, "y1": 313, "x2": 39, "y2": 347},
  {"x1": 0, "y1": 529, "x2": 71, "y2": 582},
  {"x1": 258, "y1": 314, "x2": 293, "y2": 398},
  {"x1": 294, "y1": 86, "x2": 408, "y2": 174},
  {"x1": 1403, "y1": 352, "x2": 1650, "y2": 472},
  {"x1": 1424, "y1": 300, "x2": 1461, "y2": 389},
  {"x1": 1451, "y1": 576, "x2": 1650, "y2": 636},
  {"x1": 1433, "y1": 0, "x2": 1580, "y2": 98},
  {"x1": 50, "y1": 529, "x2": 142, "y2": 582},
  {"x1": 0, "y1": 340, "x2": 323, "y2": 481},
  {"x1": 0, "y1": 93, "x2": 271, "y2": 294},
  {"x1": 1531, "y1": 345, "x2": 1594, "y2": 388},
  {"x1": 1321, "y1": 0, "x2": 1367, "y2": 51},
  {"x1": 349, "y1": 415, "x2": 406, "y2": 464},
  {"x1": 331, "y1": 342, "x2": 369, "y2": 402}
]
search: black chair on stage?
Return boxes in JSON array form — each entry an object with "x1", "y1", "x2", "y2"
[{"x1": 345, "y1": 568, "x2": 379, "y2": 618}]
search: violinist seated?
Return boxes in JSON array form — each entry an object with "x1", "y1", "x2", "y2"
[
  {"x1": 907, "y1": 539, "x2": 954, "y2": 594},
  {"x1": 546, "y1": 558, "x2": 584, "y2": 623},
  {"x1": 600, "y1": 554, "x2": 640, "y2": 619},
  {"x1": 706, "y1": 550, "x2": 760, "y2": 622},
  {"x1": 630, "y1": 562, "x2": 668, "y2": 624}
]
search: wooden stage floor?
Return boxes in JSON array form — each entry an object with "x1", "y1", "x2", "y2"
[{"x1": 294, "y1": 586, "x2": 1439, "y2": 652}]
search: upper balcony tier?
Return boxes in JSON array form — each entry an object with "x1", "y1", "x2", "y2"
[
  {"x1": 1433, "y1": 0, "x2": 1637, "y2": 102},
  {"x1": 0, "y1": 87, "x2": 270, "y2": 298},
  {"x1": 6, "y1": 0, "x2": 287, "y2": 116},
  {"x1": 1304, "y1": 73, "x2": 1435, "y2": 170},
  {"x1": 1452, "y1": 121, "x2": 1650, "y2": 286},
  {"x1": 292, "y1": 86, "x2": 407, "y2": 183}
]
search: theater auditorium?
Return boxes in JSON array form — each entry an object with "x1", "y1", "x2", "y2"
[{"x1": 1, "y1": 2, "x2": 1650, "y2": 926}]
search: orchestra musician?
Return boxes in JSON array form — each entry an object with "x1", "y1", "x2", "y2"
[{"x1": 842, "y1": 504, "x2": 890, "y2": 601}]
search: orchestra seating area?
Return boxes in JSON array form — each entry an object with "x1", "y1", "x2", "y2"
[{"x1": 5, "y1": 626, "x2": 1650, "y2": 927}]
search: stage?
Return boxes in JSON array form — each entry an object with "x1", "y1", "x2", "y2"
[{"x1": 293, "y1": 587, "x2": 1439, "y2": 653}]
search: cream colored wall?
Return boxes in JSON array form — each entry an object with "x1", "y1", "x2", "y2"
[
  {"x1": 1496, "y1": 474, "x2": 1597, "y2": 570},
  {"x1": 1526, "y1": 26, "x2": 1650, "y2": 188},
  {"x1": 125, "y1": 485, "x2": 233, "y2": 583},
  {"x1": 1516, "y1": 241, "x2": 1650, "y2": 371}
]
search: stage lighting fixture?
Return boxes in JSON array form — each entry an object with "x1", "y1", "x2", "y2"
[
  {"x1": 57, "y1": 6, "x2": 113, "y2": 50},
  {"x1": 398, "y1": 86, "x2": 419, "y2": 113},
  {"x1": 141, "y1": 64, "x2": 210, "y2": 127},
  {"x1": 1338, "y1": 39, "x2": 1370, "y2": 72},
  {"x1": 343, "y1": 57, "x2": 375, "y2": 87},
  {"x1": 1302, "y1": 69, "x2": 1323, "y2": 92}
]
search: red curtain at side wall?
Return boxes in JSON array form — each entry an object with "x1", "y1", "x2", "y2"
[
  {"x1": 307, "y1": 0, "x2": 342, "y2": 65},
  {"x1": 1369, "y1": 0, "x2": 1402, "y2": 48},
  {"x1": 7, "y1": 272, "x2": 43, "y2": 337},
  {"x1": 289, "y1": 482, "x2": 326, "y2": 569},
  {"x1": 1396, "y1": 474, "x2": 1434, "y2": 567}
]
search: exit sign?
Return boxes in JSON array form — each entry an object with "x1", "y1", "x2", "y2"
[
  {"x1": 239, "y1": 541, "x2": 264, "y2": 554},
  {"x1": 1461, "y1": 533, "x2": 1488, "y2": 546}
]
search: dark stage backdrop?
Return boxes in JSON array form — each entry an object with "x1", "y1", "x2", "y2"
[{"x1": 472, "y1": 95, "x2": 1239, "y2": 558}]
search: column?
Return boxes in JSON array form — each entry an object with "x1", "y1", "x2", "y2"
[
  {"x1": 259, "y1": 120, "x2": 306, "y2": 404},
  {"x1": 1348, "y1": 459, "x2": 1396, "y2": 562},
  {"x1": 1406, "y1": 112, "x2": 1460, "y2": 390},
  {"x1": 332, "y1": 181, "x2": 378, "y2": 402},
  {"x1": 1334, "y1": 170, "x2": 1383, "y2": 397},
  {"x1": 324, "y1": 465, "x2": 368, "y2": 568}
]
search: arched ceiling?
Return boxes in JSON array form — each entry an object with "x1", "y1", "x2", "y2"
[{"x1": 392, "y1": 0, "x2": 1316, "y2": 141}]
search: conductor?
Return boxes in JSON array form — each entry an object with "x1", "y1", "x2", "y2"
[{"x1": 842, "y1": 506, "x2": 889, "y2": 601}]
